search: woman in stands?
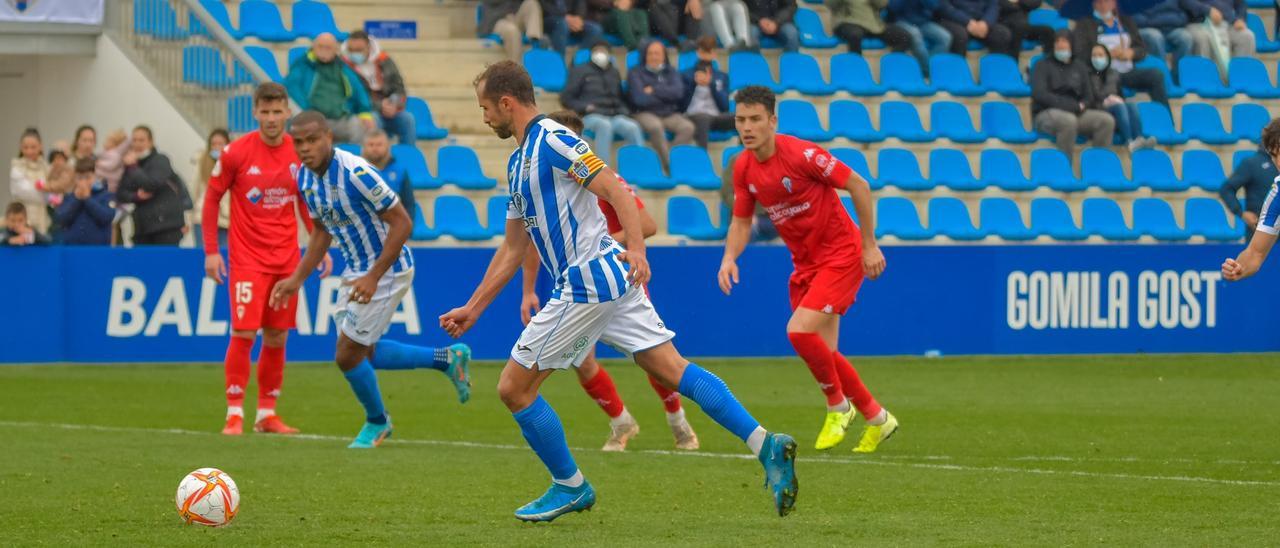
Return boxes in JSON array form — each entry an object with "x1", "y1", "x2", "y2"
[
  {"x1": 1087, "y1": 44, "x2": 1155, "y2": 152},
  {"x1": 9, "y1": 128, "x2": 54, "y2": 234},
  {"x1": 192, "y1": 128, "x2": 232, "y2": 247}
]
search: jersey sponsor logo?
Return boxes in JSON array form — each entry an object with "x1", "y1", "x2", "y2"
[
  {"x1": 511, "y1": 192, "x2": 527, "y2": 216},
  {"x1": 822, "y1": 162, "x2": 836, "y2": 177},
  {"x1": 574, "y1": 142, "x2": 590, "y2": 155},
  {"x1": 748, "y1": 183, "x2": 758, "y2": 194},
  {"x1": 782, "y1": 177, "x2": 793, "y2": 193},
  {"x1": 371, "y1": 185, "x2": 385, "y2": 197},
  {"x1": 764, "y1": 201, "x2": 812, "y2": 224},
  {"x1": 246, "y1": 187, "x2": 263, "y2": 204},
  {"x1": 247, "y1": 165, "x2": 262, "y2": 176},
  {"x1": 815, "y1": 154, "x2": 829, "y2": 169},
  {"x1": 517, "y1": 343, "x2": 532, "y2": 353}
]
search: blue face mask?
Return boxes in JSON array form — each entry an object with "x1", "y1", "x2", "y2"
[
  {"x1": 348, "y1": 52, "x2": 367, "y2": 64},
  {"x1": 1054, "y1": 50, "x2": 1071, "y2": 63},
  {"x1": 1092, "y1": 57, "x2": 1108, "y2": 71},
  {"x1": 210, "y1": 149, "x2": 221, "y2": 160}
]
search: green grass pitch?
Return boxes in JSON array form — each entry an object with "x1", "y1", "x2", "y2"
[{"x1": 3, "y1": 355, "x2": 1279, "y2": 545}]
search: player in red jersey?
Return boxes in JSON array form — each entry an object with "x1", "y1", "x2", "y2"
[
  {"x1": 202, "y1": 83, "x2": 333, "y2": 435},
  {"x1": 513, "y1": 110, "x2": 700, "y2": 452},
  {"x1": 718, "y1": 86, "x2": 898, "y2": 453}
]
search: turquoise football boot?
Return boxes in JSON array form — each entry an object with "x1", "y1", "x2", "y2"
[
  {"x1": 759, "y1": 432, "x2": 799, "y2": 517},
  {"x1": 514, "y1": 481, "x2": 596, "y2": 522},
  {"x1": 348, "y1": 416, "x2": 393, "y2": 449},
  {"x1": 444, "y1": 343, "x2": 472, "y2": 404}
]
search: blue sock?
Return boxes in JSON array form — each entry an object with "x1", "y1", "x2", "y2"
[
  {"x1": 512, "y1": 395, "x2": 579, "y2": 482},
  {"x1": 370, "y1": 340, "x2": 449, "y2": 371},
  {"x1": 343, "y1": 360, "x2": 387, "y2": 424},
  {"x1": 678, "y1": 363, "x2": 761, "y2": 442}
]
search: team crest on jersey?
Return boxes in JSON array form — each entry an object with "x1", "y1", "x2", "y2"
[
  {"x1": 246, "y1": 187, "x2": 263, "y2": 204},
  {"x1": 782, "y1": 177, "x2": 793, "y2": 193},
  {"x1": 521, "y1": 156, "x2": 531, "y2": 179},
  {"x1": 571, "y1": 159, "x2": 591, "y2": 181},
  {"x1": 815, "y1": 154, "x2": 828, "y2": 169},
  {"x1": 289, "y1": 163, "x2": 298, "y2": 178}
]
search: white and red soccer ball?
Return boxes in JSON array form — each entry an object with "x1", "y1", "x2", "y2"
[{"x1": 175, "y1": 468, "x2": 240, "y2": 527}]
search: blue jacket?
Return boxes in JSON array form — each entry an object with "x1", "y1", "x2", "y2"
[
  {"x1": 285, "y1": 51, "x2": 373, "y2": 120},
  {"x1": 1220, "y1": 147, "x2": 1277, "y2": 219},
  {"x1": 55, "y1": 181, "x2": 114, "y2": 245},
  {"x1": 373, "y1": 156, "x2": 417, "y2": 223},
  {"x1": 888, "y1": 0, "x2": 941, "y2": 25},
  {"x1": 1184, "y1": 0, "x2": 1247, "y2": 23},
  {"x1": 1131, "y1": 0, "x2": 1192, "y2": 30},
  {"x1": 937, "y1": 0, "x2": 998, "y2": 25},
  {"x1": 627, "y1": 41, "x2": 686, "y2": 117},
  {"x1": 679, "y1": 65, "x2": 730, "y2": 114}
]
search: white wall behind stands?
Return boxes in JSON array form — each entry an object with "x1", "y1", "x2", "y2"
[{"x1": 1, "y1": 34, "x2": 203, "y2": 209}]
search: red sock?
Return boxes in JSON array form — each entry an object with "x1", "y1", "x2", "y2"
[
  {"x1": 580, "y1": 367, "x2": 625, "y2": 418},
  {"x1": 647, "y1": 374, "x2": 682, "y2": 413},
  {"x1": 224, "y1": 336, "x2": 253, "y2": 408},
  {"x1": 788, "y1": 332, "x2": 845, "y2": 407},
  {"x1": 831, "y1": 351, "x2": 883, "y2": 420},
  {"x1": 257, "y1": 344, "x2": 286, "y2": 411}
]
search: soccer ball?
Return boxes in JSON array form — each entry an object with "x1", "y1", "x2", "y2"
[{"x1": 175, "y1": 468, "x2": 240, "y2": 526}]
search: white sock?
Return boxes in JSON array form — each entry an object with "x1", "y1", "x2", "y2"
[
  {"x1": 665, "y1": 408, "x2": 687, "y2": 426},
  {"x1": 255, "y1": 408, "x2": 276, "y2": 423},
  {"x1": 226, "y1": 406, "x2": 243, "y2": 418},
  {"x1": 553, "y1": 469, "x2": 585, "y2": 488},
  {"x1": 609, "y1": 408, "x2": 634, "y2": 428},
  {"x1": 746, "y1": 426, "x2": 768, "y2": 457},
  {"x1": 867, "y1": 409, "x2": 888, "y2": 426},
  {"x1": 828, "y1": 399, "x2": 852, "y2": 414}
]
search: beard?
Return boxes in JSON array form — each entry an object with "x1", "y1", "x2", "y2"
[{"x1": 491, "y1": 125, "x2": 513, "y2": 139}]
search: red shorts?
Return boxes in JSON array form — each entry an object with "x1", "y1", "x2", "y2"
[
  {"x1": 788, "y1": 262, "x2": 864, "y2": 315},
  {"x1": 228, "y1": 269, "x2": 297, "y2": 331}
]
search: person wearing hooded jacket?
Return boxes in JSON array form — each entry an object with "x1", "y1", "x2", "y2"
[
  {"x1": 342, "y1": 30, "x2": 416, "y2": 144},
  {"x1": 627, "y1": 39, "x2": 694, "y2": 168},
  {"x1": 1032, "y1": 30, "x2": 1115, "y2": 159},
  {"x1": 1087, "y1": 44, "x2": 1154, "y2": 151}
]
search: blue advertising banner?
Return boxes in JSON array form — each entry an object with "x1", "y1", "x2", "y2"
[
  {"x1": 363, "y1": 20, "x2": 417, "y2": 40},
  {"x1": 0, "y1": 244, "x2": 1274, "y2": 364}
]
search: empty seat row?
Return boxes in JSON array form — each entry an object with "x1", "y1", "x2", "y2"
[
  {"x1": 226, "y1": 94, "x2": 448, "y2": 141},
  {"x1": 161, "y1": 0, "x2": 347, "y2": 42},
  {"x1": 411, "y1": 195, "x2": 510, "y2": 241},
  {"x1": 1137, "y1": 102, "x2": 1267, "y2": 145},
  {"x1": 735, "y1": 52, "x2": 1033, "y2": 97},
  {"x1": 778, "y1": 99, "x2": 1041, "y2": 144}
]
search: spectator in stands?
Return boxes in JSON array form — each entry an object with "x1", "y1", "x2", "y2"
[
  {"x1": 192, "y1": 128, "x2": 230, "y2": 248},
  {"x1": 342, "y1": 30, "x2": 416, "y2": 144},
  {"x1": 829, "y1": 0, "x2": 913, "y2": 58},
  {"x1": 56, "y1": 126, "x2": 130, "y2": 194},
  {"x1": 746, "y1": 0, "x2": 801, "y2": 52},
  {"x1": 1183, "y1": 0, "x2": 1254, "y2": 74},
  {"x1": 718, "y1": 150, "x2": 777, "y2": 241},
  {"x1": 10, "y1": 128, "x2": 52, "y2": 233},
  {"x1": 2, "y1": 203, "x2": 49, "y2": 246},
  {"x1": 1072, "y1": 0, "x2": 1170, "y2": 108},
  {"x1": 607, "y1": 0, "x2": 650, "y2": 50},
  {"x1": 999, "y1": 0, "x2": 1055, "y2": 56},
  {"x1": 1032, "y1": 30, "x2": 1115, "y2": 158},
  {"x1": 680, "y1": 36, "x2": 734, "y2": 148},
  {"x1": 480, "y1": 0, "x2": 546, "y2": 62},
  {"x1": 1088, "y1": 45, "x2": 1154, "y2": 151},
  {"x1": 1219, "y1": 145, "x2": 1278, "y2": 242},
  {"x1": 361, "y1": 129, "x2": 418, "y2": 224},
  {"x1": 54, "y1": 158, "x2": 114, "y2": 246},
  {"x1": 650, "y1": 0, "x2": 709, "y2": 51},
  {"x1": 628, "y1": 39, "x2": 695, "y2": 167},
  {"x1": 286, "y1": 33, "x2": 375, "y2": 144},
  {"x1": 936, "y1": 0, "x2": 1017, "y2": 56},
  {"x1": 708, "y1": 0, "x2": 754, "y2": 50},
  {"x1": 561, "y1": 39, "x2": 646, "y2": 164},
  {"x1": 545, "y1": 0, "x2": 607, "y2": 54},
  {"x1": 1132, "y1": 0, "x2": 1194, "y2": 82},
  {"x1": 46, "y1": 149, "x2": 70, "y2": 197},
  {"x1": 118, "y1": 126, "x2": 191, "y2": 246},
  {"x1": 887, "y1": 0, "x2": 953, "y2": 74}
]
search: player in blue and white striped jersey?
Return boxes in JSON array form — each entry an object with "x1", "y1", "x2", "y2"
[
  {"x1": 270, "y1": 111, "x2": 473, "y2": 450},
  {"x1": 1225, "y1": 119, "x2": 1280, "y2": 282},
  {"x1": 439, "y1": 62, "x2": 798, "y2": 523}
]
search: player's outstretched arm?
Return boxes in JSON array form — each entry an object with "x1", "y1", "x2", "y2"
[
  {"x1": 844, "y1": 172, "x2": 885, "y2": 280},
  {"x1": 718, "y1": 216, "x2": 752, "y2": 296},
  {"x1": 441, "y1": 218, "x2": 533, "y2": 338},
  {"x1": 1224, "y1": 230, "x2": 1277, "y2": 281},
  {"x1": 270, "y1": 221, "x2": 332, "y2": 309},
  {"x1": 585, "y1": 169, "x2": 650, "y2": 285}
]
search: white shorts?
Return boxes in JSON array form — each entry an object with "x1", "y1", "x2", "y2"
[
  {"x1": 511, "y1": 285, "x2": 676, "y2": 370},
  {"x1": 335, "y1": 269, "x2": 414, "y2": 346}
]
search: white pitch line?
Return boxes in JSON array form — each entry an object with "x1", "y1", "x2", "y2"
[{"x1": 3, "y1": 420, "x2": 1278, "y2": 488}]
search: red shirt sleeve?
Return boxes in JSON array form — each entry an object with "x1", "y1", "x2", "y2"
[
  {"x1": 731, "y1": 155, "x2": 756, "y2": 218},
  {"x1": 202, "y1": 144, "x2": 235, "y2": 254},
  {"x1": 806, "y1": 145, "x2": 852, "y2": 189}
]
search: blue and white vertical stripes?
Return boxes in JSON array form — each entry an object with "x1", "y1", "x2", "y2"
[{"x1": 298, "y1": 148, "x2": 414, "y2": 275}]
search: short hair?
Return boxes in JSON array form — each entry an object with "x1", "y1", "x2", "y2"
[
  {"x1": 474, "y1": 61, "x2": 536, "y2": 106},
  {"x1": 5, "y1": 202, "x2": 26, "y2": 217},
  {"x1": 73, "y1": 124, "x2": 95, "y2": 144},
  {"x1": 48, "y1": 149, "x2": 67, "y2": 164},
  {"x1": 292, "y1": 110, "x2": 330, "y2": 131},
  {"x1": 74, "y1": 157, "x2": 95, "y2": 174},
  {"x1": 547, "y1": 110, "x2": 584, "y2": 134},
  {"x1": 696, "y1": 35, "x2": 717, "y2": 53},
  {"x1": 254, "y1": 82, "x2": 289, "y2": 105},
  {"x1": 1263, "y1": 118, "x2": 1280, "y2": 156},
  {"x1": 363, "y1": 128, "x2": 389, "y2": 141},
  {"x1": 133, "y1": 125, "x2": 153, "y2": 142},
  {"x1": 735, "y1": 85, "x2": 776, "y2": 114},
  {"x1": 347, "y1": 29, "x2": 369, "y2": 43},
  {"x1": 207, "y1": 128, "x2": 230, "y2": 149}
]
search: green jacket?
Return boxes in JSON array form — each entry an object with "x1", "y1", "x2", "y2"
[
  {"x1": 285, "y1": 51, "x2": 373, "y2": 121},
  {"x1": 827, "y1": 0, "x2": 889, "y2": 34}
]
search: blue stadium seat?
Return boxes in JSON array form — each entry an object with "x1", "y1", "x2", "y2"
[
  {"x1": 667, "y1": 197, "x2": 727, "y2": 240},
  {"x1": 1135, "y1": 102, "x2": 1188, "y2": 145},
  {"x1": 572, "y1": 48, "x2": 591, "y2": 66},
  {"x1": 879, "y1": 53, "x2": 936, "y2": 96},
  {"x1": 1185, "y1": 197, "x2": 1244, "y2": 240},
  {"x1": 829, "y1": 100, "x2": 884, "y2": 142},
  {"x1": 1181, "y1": 149, "x2": 1227, "y2": 191},
  {"x1": 728, "y1": 52, "x2": 782, "y2": 92},
  {"x1": 721, "y1": 145, "x2": 744, "y2": 169},
  {"x1": 1082, "y1": 198, "x2": 1138, "y2": 241},
  {"x1": 930, "y1": 101, "x2": 985, "y2": 143},
  {"x1": 1030, "y1": 198, "x2": 1087, "y2": 241},
  {"x1": 840, "y1": 197, "x2": 860, "y2": 224},
  {"x1": 1232, "y1": 103, "x2": 1270, "y2": 143},
  {"x1": 829, "y1": 53, "x2": 886, "y2": 96},
  {"x1": 677, "y1": 51, "x2": 705, "y2": 72},
  {"x1": 879, "y1": 101, "x2": 935, "y2": 142},
  {"x1": 979, "y1": 54, "x2": 1029, "y2": 97},
  {"x1": 292, "y1": 0, "x2": 349, "y2": 40},
  {"x1": 434, "y1": 196, "x2": 491, "y2": 241},
  {"x1": 288, "y1": 46, "x2": 308, "y2": 67},
  {"x1": 487, "y1": 195, "x2": 510, "y2": 237},
  {"x1": 391, "y1": 144, "x2": 440, "y2": 189},
  {"x1": 238, "y1": 0, "x2": 295, "y2": 42},
  {"x1": 624, "y1": 50, "x2": 642, "y2": 70},
  {"x1": 617, "y1": 145, "x2": 675, "y2": 190},
  {"x1": 134, "y1": 0, "x2": 188, "y2": 40},
  {"x1": 778, "y1": 100, "x2": 834, "y2": 141},
  {"x1": 830, "y1": 148, "x2": 878, "y2": 189},
  {"x1": 929, "y1": 149, "x2": 983, "y2": 191},
  {"x1": 1229, "y1": 57, "x2": 1280, "y2": 98},
  {"x1": 980, "y1": 149, "x2": 1035, "y2": 191},
  {"x1": 1248, "y1": 0, "x2": 1272, "y2": 8},
  {"x1": 929, "y1": 197, "x2": 985, "y2": 240},
  {"x1": 877, "y1": 148, "x2": 932, "y2": 190},
  {"x1": 227, "y1": 95, "x2": 254, "y2": 133},
  {"x1": 436, "y1": 146, "x2": 497, "y2": 190},
  {"x1": 980, "y1": 198, "x2": 1035, "y2": 241},
  {"x1": 183, "y1": 46, "x2": 236, "y2": 88},
  {"x1": 1030, "y1": 149, "x2": 1083, "y2": 192},
  {"x1": 877, "y1": 197, "x2": 934, "y2": 240},
  {"x1": 1028, "y1": 8, "x2": 1068, "y2": 30},
  {"x1": 795, "y1": 8, "x2": 839, "y2": 48},
  {"x1": 190, "y1": 0, "x2": 242, "y2": 39},
  {"x1": 1133, "y1": 56, "x2": 1186, "y2": 98},
  {"x1": 1132, "y1": 198, "x2": 1190, "y2": 241},
  {"x1": 1179, "y1": 56, "x2": 1235, "y2": 98},
  {"x1": 1247, "y1": 13, "x2": 1280, "y2": 53},
  {"x1": 779, "y1": 52, "x2": 835, "y2": 95},
  {"x1": 1182, "y1": 103, "x2": 1236, "y2": 144},
  {"x1": 1130, "y1": 149, "x2": 1187, "y2": 191},
  {"x1": 524, "y1": 49, "x2": 567, "y2": 92},
  {"x1": 669, "y1": 145, "x2": 720, "y2": 190},
  {"x1": 411, "y1": 206, "x2": 438, "y2": 241},
  {"x1": 929, "y1": 54, "x2": 984, "y2": 96},
  {"x1": 1081, "y1": 148, "x2": 1136, "y2": 192},
  {"x1": 981, "y1": 101, "x2": 1038, "y2": 143},
  {"x1": 237, "y1": 46, "x2": 283, "y2": 84},
  {"x1": 336, "y1": 143, "x2": 361, "y2": 156},
  {"x1": 405, "y1": 97, "x2": 450, "y2": 140}
]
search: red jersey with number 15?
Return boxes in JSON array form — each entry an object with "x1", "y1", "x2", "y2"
[
  {"x1": 202, "y1": 131, "x2": 311, "y2": 275},
  {"x1": 732, "y1": 134, "x2": 860, "y2": 271}
]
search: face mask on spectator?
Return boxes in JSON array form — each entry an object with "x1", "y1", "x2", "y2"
[
  {"x1": 1054, "y1": 49, "x2": 1071, "y2": 63},
  {"x1": 591, "y1": 50, "x2": 609, "y2": 68},
  {"x1": 210, "y1": 149, "x2": 221, "y2": 160},
  {"x1": 349, "y1": 52, "x2": 367, "y2": 64},
  {"x1": 1092, "y1": 57, "x2": 1108, "y2": 71},
  {"x1": 138, "y1": 148, "x2": 152, "y2": 161}
]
